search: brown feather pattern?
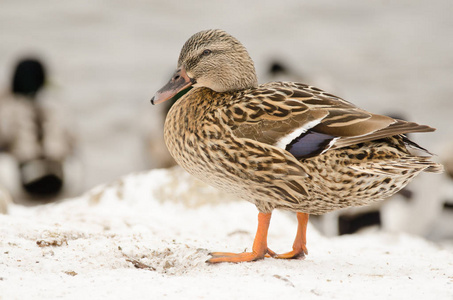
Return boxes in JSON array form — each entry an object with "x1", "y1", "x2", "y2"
[{"x1": 165, "y1": 84, "x2": 442, "y2": 214}]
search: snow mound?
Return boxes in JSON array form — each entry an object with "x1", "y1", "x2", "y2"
[{"x1": 1, "y1": 167, "x2": 452, "y2": 299}]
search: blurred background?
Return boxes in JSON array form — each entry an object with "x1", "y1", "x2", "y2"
[{"x1": 0, "y1": 0, "x2": 452, "y2": 239}]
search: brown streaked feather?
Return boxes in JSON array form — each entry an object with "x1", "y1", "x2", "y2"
[
  {"x1": 223, "y1": 82, "x2": 435, "y2": 156},
  {"x1": 330, "y1": 119, "x2": 435, "y2": 149}
]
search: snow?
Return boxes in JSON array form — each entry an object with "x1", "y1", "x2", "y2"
[{"x1": 1, "y1": 167, "x2": 452, "y2": 299}]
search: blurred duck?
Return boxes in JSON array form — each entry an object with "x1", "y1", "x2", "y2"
[{"x1": 0, "y1": 58, "x2": 74, "y2": 197}]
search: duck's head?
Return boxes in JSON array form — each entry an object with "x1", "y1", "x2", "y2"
[
  {"x1": 12, "y1": 58, "x2": 46, "y2": 98},
  {"x1": 151, "y1": 29, "x2": 258, "y2": 105}
]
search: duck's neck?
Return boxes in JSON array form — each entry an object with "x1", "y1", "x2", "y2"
[
  {"x1": 222, "y1": 57, "x2": 258, "y2": 92},
  {"x1": 229, "y1": 70, "x2": 258, "y2": 92},
  {"x1": 194, "y1": 68, "x2": 258, "y2": 93},
  {"x1": 206, "y1": 49, "x2": 258, "y2": 93}
]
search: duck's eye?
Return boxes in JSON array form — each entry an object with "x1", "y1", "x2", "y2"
[{"x1": 201, "y1": 49, "x2": 212, "y2": 56}]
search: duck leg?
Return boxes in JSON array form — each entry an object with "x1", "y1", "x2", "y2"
[
  {"x1": 207, "y1": 212, "x2": 274, "y2": 263},
  {"x1": 274, "y1": 212, "x2": 309, "y2": 259}
]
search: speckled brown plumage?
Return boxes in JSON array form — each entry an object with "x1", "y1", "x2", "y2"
[
  {"x1": 151, "y1": 29, "x2": 443, "y2": 263},
  {"x1": 164, "y1": 84, "x2": 441, "y2": 215}
]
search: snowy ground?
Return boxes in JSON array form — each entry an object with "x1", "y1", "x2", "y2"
[{"x1": 1, "y1": 168, "x2": 452, "y2": 299}]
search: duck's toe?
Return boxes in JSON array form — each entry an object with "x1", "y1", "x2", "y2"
[
  {"x1": 207, "y1": 247, "x2": 276, "y2": 263},
  {"x1": 273, "y1": 247, "x2": 307, "y2": 260},
  {"x1": 207, "y1": 251, "x2": 264, "y2": 263}
]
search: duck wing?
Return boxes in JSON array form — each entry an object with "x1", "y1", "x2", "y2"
[{"x1": 225, "y1": 82, "x2": 434, "y2": 160}]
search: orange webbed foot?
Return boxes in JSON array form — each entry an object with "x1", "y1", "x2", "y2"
[
  {"x1": 205, "y1": 212, "x2": 311, "y2": 263},
  {"x1": 274, "y1": 247, "x2": 308, "y2": 260},
  {"x1": 207, "y1": 248, "x2": 276, "y2": 263},
  {"x1": 274, "y1": 212, "x2": 309, "y2": 260},
  {"x1": 206, "y1": 212, "x2": 273, "y2": 264}
]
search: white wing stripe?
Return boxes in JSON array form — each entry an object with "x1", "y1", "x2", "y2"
[{"x1": 275, "y1": 119, "x2": 322, "y2": 149}]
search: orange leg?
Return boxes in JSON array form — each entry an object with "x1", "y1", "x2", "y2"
[
  {"x1": 274, "y1": 212, "x2": 309, "y2": 259},
  {"x1": 207, "y1": 212, "x2": 274, "y2": 263}
]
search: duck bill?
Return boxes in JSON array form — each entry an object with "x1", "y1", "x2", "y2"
[{"x1": 151, "y1": 67, "x2": 195, "y2": 105}]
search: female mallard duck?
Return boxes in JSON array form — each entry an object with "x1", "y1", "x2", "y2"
[{"x1": 151, "y1": 29, "x2": 443, "y2": 263}]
